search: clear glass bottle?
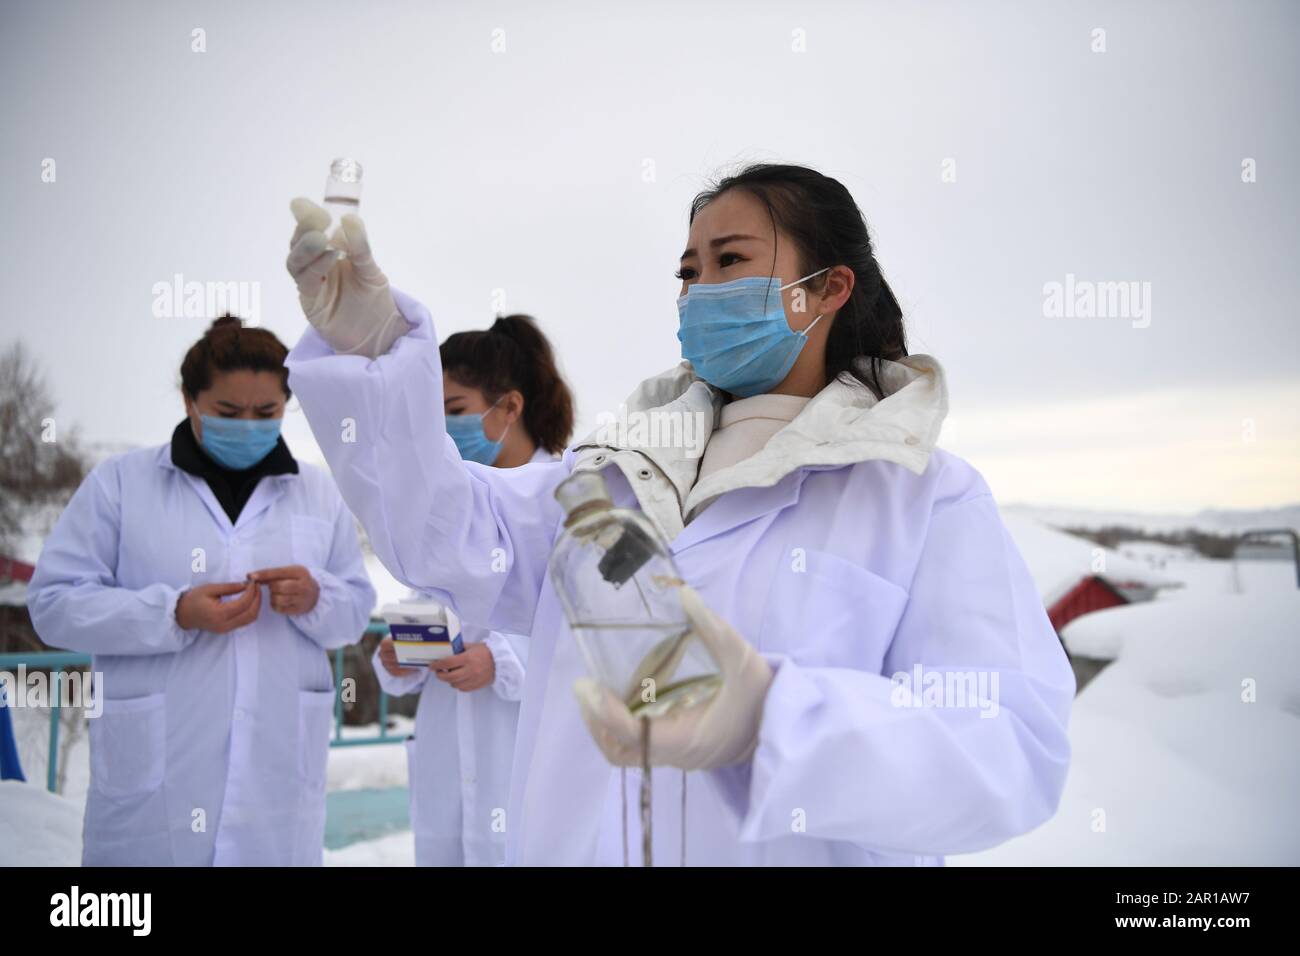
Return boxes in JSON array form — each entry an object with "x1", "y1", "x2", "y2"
[
  {"x1": 323, "y1": 158, "x2": 362, "y2": 257},
  {"x1": 549, "y1": 469, "x2": 720, "y2": 717}
]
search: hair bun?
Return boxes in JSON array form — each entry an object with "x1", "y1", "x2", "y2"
[
  {"x1": 490, "y1": 313, "x2": 539, "y2": 338},
  {"x1": 209, "y1": 314, "x2": 244, "y2": 333}
]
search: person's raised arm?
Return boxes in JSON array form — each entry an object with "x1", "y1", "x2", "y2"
[{"x1": 283, "y1": 201, "x2": 567, "y2": 636}]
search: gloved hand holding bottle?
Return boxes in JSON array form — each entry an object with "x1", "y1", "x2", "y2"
[
  {"x1": 284, "y1": 198, "x2": 411, "y2": 359},
  {"x1": 574, "y1": 585, "x2": 774, "y2": 771}
]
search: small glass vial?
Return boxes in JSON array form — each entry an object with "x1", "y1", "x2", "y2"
[
  {"x1": 549, "y1": 470, "x2": 720, "y2": 717},
  {"x1": 323, "y1": 158, "x2": 362, "y2": 256}
]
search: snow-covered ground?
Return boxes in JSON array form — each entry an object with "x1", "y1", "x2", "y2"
[
  {"x1": 0, "y1": 779, "x2": 83, "y2": 866},
  {"x1": 322, "y1": 723, "x2": 414, "y2": 867},
  {"x1": 0, "y1": 710, "x2": 413, "y2": 865},
  {"x1": 324, "y1": 830, "x2": 415, "y2": 867},
  {"x1": 1157, "y1": 556, "x2": 1295, "y2": 598},
  {"x1": 326, "y1": 718, "x2": 412, "y2": 793},
  {"x1": 951, "y1": 589, "x2": 1300, "y2": 865}
]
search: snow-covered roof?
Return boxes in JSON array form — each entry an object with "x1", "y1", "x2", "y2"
[
  {"x1": 7, "y1": 529, "x2": 48, "y2": 567},
  {"x1": 1001, "y1": 513, "x2": 1176, "y2": 608},
  {"x1": 0, "y1": 581, "x2": 27, "y2": 608},
  {"x1": 1062, "y1": 588, "x2": 1297, "y2": 662}
]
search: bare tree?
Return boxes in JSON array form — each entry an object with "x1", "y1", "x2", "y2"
[{"x1": 0, "y1": 341, "x2": 88, "y2": 554}]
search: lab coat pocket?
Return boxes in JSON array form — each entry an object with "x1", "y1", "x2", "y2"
[
  {"x1": 759, "y1": 549, "x2": 909, "y2": 671},
  {"x1": 90, "y1": 693, "x2": 167, "y2": 799},
  {"x1": 290, "y1": 515, "x2": 334, "y2": 568},
  {"x1": 297, "y1": 688, "x2": 335, "y2": 792}
]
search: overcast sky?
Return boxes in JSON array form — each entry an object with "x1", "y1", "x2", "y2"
[{"x1": 2, "y1": 0, "x2": 1297, "y2": 512}]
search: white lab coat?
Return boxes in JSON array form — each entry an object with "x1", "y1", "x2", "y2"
[
  {"x1": 373, "y1": 449, "x2": 548, "y2": 867},
  {"x1": 27, "y1": 444, "x2": 376, "y2": 866},
  {"x1": 287, "y1": 289, "x2": 1075, "y2": 866}
]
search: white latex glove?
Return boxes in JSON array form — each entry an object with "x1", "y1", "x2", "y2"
[
  {"x1": 284, "y1": 198, "x2": 411, "y2": 359},
  {"x1": 574, "y1": 585, "x2": 774, "y2": 771}
]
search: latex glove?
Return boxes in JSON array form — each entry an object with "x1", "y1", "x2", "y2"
[
  {"x1": 284, "y1": 198, "x2": 410, "y2": 358},
  {"x1": 574, "y1": 585, "x2": 774, "y2": 771}
]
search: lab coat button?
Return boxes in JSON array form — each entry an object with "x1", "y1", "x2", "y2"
[
  {"x1": 904, "y1": 435, "x2": 920, "y2": 445},
  {"x1": 637, "y1": 468, "x2": 652, "y2": 480}
]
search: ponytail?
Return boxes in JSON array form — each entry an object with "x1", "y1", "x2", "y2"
[{"x1": 441, "y1": 315, "x2": 575, "y2": 454}]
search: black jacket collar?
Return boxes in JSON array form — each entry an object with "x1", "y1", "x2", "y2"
[{"x1": 170, "y1": 419, "x2": 297, "y2": 523}]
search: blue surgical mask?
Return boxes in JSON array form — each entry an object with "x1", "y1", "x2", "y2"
[
  {"x1": 676, "y1": 268, "x2": 830, "y2": 397},
  {"x1": 446, "y1": 398, "x2": 509, "y2": 465},
  {"x1": 198, "y1": 415, "x2": 282, "y2": 470}
]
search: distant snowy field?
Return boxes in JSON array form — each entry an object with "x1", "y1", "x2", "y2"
[{"x1": 1002, "y1": 501, "x2": 1300, "y2": 537}]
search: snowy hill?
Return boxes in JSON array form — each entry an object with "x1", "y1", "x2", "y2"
[{"x1": 1003, "y1": 502, "x2": 1300, "y2": 537}]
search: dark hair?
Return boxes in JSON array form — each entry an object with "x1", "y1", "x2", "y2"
[
  {"x1": 689, "y1": 163, "x2": 907, "y2": 399},
  {"x1": 180, "y1": 315, "x2": 291, "y2": 400},
  {"x1": 440, "y1": 315, "x2": 575, "y2": 455}
]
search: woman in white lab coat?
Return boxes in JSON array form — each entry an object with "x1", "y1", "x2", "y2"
[
  {"x1": 283, "y1": 164, "x2": 1075, "y2": 866},
  {"x1": 372, "y1": 315, "x2": 572, "y2": 866},
  {"x1": 27, "y1": 317, "x2": 375, "y2": 866}
]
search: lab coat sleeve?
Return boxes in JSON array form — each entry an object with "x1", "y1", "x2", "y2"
[
  {"x1": 284, "y1": 289, "x2": 567, "y2": 637},
  {"x1": 483, "y1": 630, "x2": 528, "y2": 702},
  {"x1": 288, "y1": 498, "x2": 377, "y2": 651},
  {"x1": 27, "y1": 465, "x2": 200, "y2": 656},
  {"x1": 369, "y1": 644, "x2": 430, "y2": 697},
  {"x1": 716, "y1": 493, "x2": 1075, "y2": 857}
]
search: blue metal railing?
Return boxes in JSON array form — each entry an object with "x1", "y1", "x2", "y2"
[
  {"x1": 331, "y1": 621, "x2": 401, "y2": 747},
  {"x1": 0, "y1": 619, "x2": 401, "y2": 794},
  {"x1": 0, "y1": 650, "x2": 89, "y2": 792}
]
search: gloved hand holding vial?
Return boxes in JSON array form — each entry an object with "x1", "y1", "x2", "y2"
[{"x1": 284, "y1": 162, "x2": 411, "y2": 359}]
